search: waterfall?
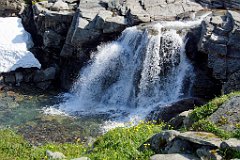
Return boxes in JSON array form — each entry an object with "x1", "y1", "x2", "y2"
[{"x1": 59, "y1": 21, "x2": 197, "y2": 120}]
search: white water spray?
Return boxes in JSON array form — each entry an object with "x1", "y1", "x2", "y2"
[{"x1": 58, "y1": 18, "x2": 206, "y2": 130}]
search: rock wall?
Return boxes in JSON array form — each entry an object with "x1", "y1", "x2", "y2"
[
  {"x1": 196, "y1": 0, "x2": 240, "y2": 10},
  {"x1": 2, "y1": 0, "x2": 240, "y2": 95},
  {"x1": 198, "y1": 10, "x2": 240, "y2": 93},
  {"x1": 58, "y1": 0, "x2": 205, "y2": 90}
]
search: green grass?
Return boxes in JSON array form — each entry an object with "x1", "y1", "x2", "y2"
[
  {"x1": 189, "y1": 92, "x2": 240, "y2": 123},
  {"x1": 89, "y1": 122, "x2": 165, "y2": 160},
  {"x1": 191, "y1": 119, "x2": 232, "y2": 139},
  {"x1": 0, "y1": 129, "x2": 86, "y2": 160},
  {"x1": 189, "y1": 92, "x2": 240, "y2": 139},
  {"x1": 0, "y1": 122, "x2": 165, "y2": 160}
]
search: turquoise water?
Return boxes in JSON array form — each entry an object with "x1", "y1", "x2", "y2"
[{"x1": 0, "y1": 88, "x2": 104, "y2": 145}]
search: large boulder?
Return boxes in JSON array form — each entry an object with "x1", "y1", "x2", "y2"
[
  {"x1": 146, "y1": 131, "x2": 224, "y2": 160},
  {"x1": 177, "y1": 132, "x2": 222, "y2": 148},
  {"x1": 221, "y1": 138, "x2": 240, "y2": 152},
  {"x1": 146, "y1": 98, "x2": 206, "y2": 123},
  {"x1": 208, "y1": 96, "x2": 240, "y2": 132},
  {"x1": 140, "y1": 130, "x2": 180, "y2": 153}
]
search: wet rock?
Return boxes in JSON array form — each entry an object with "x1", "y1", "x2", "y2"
[
  {"x1": 208, "y1": 96, "x2": 240, "y2": 132},
  {"x1": 150, "y1": 153, "x2": 200, "y2": 160},
  {"x1": 177, "y1": 132, "x2": 222, "y2": 148},
  {"x1": 58, "y1": 0, "x2": 205, "y2": 90},
  {"x1": 196, "y1": 147, "x2": 222, "y2": 160},
  {"x1": 168, "y1": 110, "x2": 193, "y2": 129},
  {"x1": 140, "y1": 130, "x2": 180, "y2": 153},
  {"x1": 146, "y1": 98, "x2": 206, "y2": 123},
  {"x1": 36, "y1": 81, "x2": 52, "y2": 90},
  {"x1": 165, "y1": 139, "x2": 193, "y2": 154},
  {"x1": 46, "y1": 150, "x2": 66, "y2": 159},
  {"x1": 221, "y1": 138, "x2": 240, "y2": 152},
  {"x1": 43, "y1": 30, "x2": 62, "y2": 47},
  {"x1": 15, "y1": 72, "x2": 23, "y2": 84},
  {"x1": 33, "y1": 67, "x2": 56, "y2": 82}
]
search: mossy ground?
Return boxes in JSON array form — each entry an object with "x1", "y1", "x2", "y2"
[{"x1": 0, "y1": 122, "x2": 165, "y2": 160}]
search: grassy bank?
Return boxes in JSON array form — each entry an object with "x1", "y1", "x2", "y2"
[
  {"x1": 189, "y1": 92, "x2": 240, "y2": 139},
  {"x1": 0, "y1": 122, "x2": 165, "y2": 160}
]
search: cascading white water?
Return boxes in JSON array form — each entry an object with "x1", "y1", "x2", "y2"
[{"x1": 57, "y1": 18, "x2": 208, "y2": 129}]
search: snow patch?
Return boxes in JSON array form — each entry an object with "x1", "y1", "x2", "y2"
[{"x1": 0, "y1": 17, "x2": 41, "y2": 73}]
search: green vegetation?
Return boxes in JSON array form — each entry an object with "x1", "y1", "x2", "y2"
[
  {"x1": 189, "y1": 92, "x2": 240, "y2": 123},
  {"x1": 0, "y1": 122, "x2": 165, "y2": 160},
  {"x1": 221, "y1": 148, "x2": 240, "y2": 159},
  {"x1": 1, "y1": 92, "x2": 240, "y2": 159},
  {"x1": 189, "y1": 92, "x2": 240, "y2": 139},
  {"x1": 191, "y1": 119, "x2": 232, "y2": 139}
]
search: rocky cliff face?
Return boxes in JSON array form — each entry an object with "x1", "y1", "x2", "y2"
[
  {"x1": 197, "y1": 10, "x2": 240, "y2": 93},
  {"x1": 1, "y1": 0, "x2": 240, "y2": 95},
  {"x1": 53, "y1": 0, "x2": 205, "y2": 90}
]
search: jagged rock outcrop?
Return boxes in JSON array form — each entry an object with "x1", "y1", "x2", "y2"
[
  {"x1": 198, "y1": 10, "x2": 240, "y2": 93},
  {"x1": 2, "y1": 0, "x2": 240, "y2": 93},
  {"x1": 58, "y1": 0, "x2": 206, "y2": 89}
]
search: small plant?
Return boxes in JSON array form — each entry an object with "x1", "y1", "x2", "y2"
[
  {"x1": 189, "y1": 92, "x2": 240, "y2": 125},
  {"x1": 218, "y1": 116, "x2": 228, "y2": 125},
  {"x1": 191, "y1": 119, "x2": 231, "y2": 139}
]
